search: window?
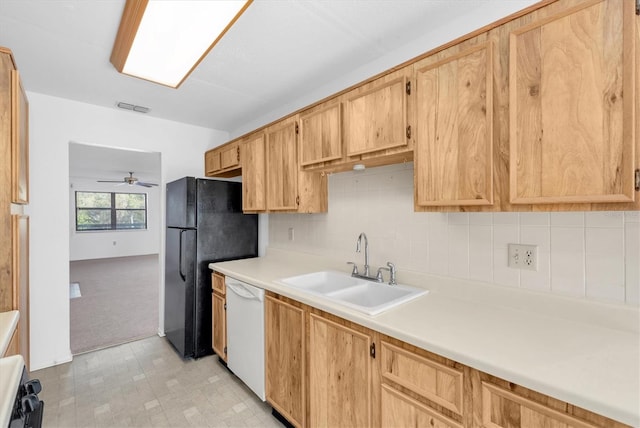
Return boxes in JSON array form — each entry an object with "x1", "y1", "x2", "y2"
[{"x1": 76, "y1": 191, "x2": 147, "y2": 231}]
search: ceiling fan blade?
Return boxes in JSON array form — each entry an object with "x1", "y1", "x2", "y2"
[
  {"x1": 97, "y1": 180, "x2": 124, "y2": 183},
  {"x1": 137, "y1": 182, "x2": 158, "y2": 187}
]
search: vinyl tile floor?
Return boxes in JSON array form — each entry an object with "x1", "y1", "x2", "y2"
[{"x1": 31, "y1": 336, "x2": 283, "y2": 428}]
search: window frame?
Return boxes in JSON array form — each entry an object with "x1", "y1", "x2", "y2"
[{"x1": 75, "y1": 191, "x2": 148, "y2": 232}]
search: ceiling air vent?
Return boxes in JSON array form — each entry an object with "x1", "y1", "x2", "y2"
[{"x1": 116, "y1": 101, "x2": 150, "y2": 113}]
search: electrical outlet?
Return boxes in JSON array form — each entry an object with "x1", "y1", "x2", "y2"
[
  {"x1": 288, "y1": 227, "x2": 294, "y2": 241},
  {"x1": 508, "y1": 244, "x2": 538, "y2": 271}
]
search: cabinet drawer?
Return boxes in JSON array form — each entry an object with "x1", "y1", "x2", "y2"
[
  {"x1": 212, "y1": 272, "x2": 225, "y2": 295},
  {"x1": 481, "y1": 382, "x2": 598, "y2": 428},
  {"x1": 382, "y1": 385, "x2": 462, "y2": 428},
  {"x1": 381, "y1": 341, "x2": 464, "y2": 416}
]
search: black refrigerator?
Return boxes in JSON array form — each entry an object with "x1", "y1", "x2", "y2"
[{"x1": 164, "y1": 177, "x2": 258, "y2": 359}]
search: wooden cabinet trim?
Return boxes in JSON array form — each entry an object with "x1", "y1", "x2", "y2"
[
  {"x1": 381, "y1": 340, "x2": 464, "y2": 416},
  {"x1": 481, "y1": 381, "x2": 599, "y2": 428},
  {"x1": 382, "y1": 384, "x2": 463, "y2": 428}
]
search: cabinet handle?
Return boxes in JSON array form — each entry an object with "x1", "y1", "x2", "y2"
[
  {"x1": 236, "y1": 146, "x2": 240, "y2": 161},
  {"x1": 224, "y1": 303, "x2": 227, "y2": 310},
  {"x1": 370, "y1": 342, "x2": 376, "y2": 359},
  {"x1": 635, "y1": 169, "x2": 639, "y2": 191},
  {"x1": 296, "y1": 196, "x2": 300, "y2": 206},
  {"x1": 405, "y1": 80, "x2": 411, "y2": 95},
  {"x1": 406, "y1": 125, "x2": 411, "y2": 139}
]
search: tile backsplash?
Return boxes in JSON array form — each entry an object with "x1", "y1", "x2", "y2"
[{"x1": 269, "y1": 163, "x2": 640, "y2": 306}]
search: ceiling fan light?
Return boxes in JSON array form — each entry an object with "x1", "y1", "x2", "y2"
[{"x1": 110, "y1": 0, "x2": 252, "y2": 88}]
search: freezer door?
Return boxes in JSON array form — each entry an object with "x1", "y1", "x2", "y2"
[
  {"x1": 166, "y1": 177, "x2": 197, "y2": 228},
  {"x1": 164, "y1": 227, "x2": 197, "y2": 358}
]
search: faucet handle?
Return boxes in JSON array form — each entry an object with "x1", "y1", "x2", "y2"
[
  {"x1": 386, "y1": 262, "x2": 397, "y2": 285},
  {"x1": 346, "y1": 261, "x2": 359, "y2": 276},
  {"x1": 376, "y1": 266, "x2": 389, "y2": 283}
]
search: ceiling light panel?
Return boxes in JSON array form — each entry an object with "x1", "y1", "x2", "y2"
[{"x1": 112, "y1": 0, "x2": 251, "y2": 88}]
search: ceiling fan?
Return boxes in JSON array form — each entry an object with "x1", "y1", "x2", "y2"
[{"x1": 97, "y1": 172, "x2": 158, "y2": 188}]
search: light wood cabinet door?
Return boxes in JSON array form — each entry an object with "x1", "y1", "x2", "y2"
[
  {"x1": 299, "y1": 102, "x2": 342, "y2": 168},
  {"x1": 11, "y1": 70, "x2": 28, "y2": 204},
  {"x1": 220, "y1": 143, "x2": 240, "y2": 170},
  {"x1": 265, "y1": 295, "x2": 306, "y2": 428},
  {"x1": 415, "y1": 42, "x2": 494, "y2": 207},
  {"x1": 241, "y1": 133, "x2": 266, "y2": 212},
  {"x1": 509, "y1": 0, "x2": 636, "y2": 205},
  {"x1": 381, "y1": 385, "x2": 462, "y2": 428},
  {"x1": 205, "y1": 150, "x2": 221, "y2": 175},
  {"x1": 309, "y1": 313, "x2": 372, "y2": 428},
  {"x1": 266, "y1": 120, "x2": 299, "y2": 211},
  {"x1": 344, "y1": 69, "x2": 409, "y2": 157},
  {"x1": 212, "y1": 291, "x2": 226, "y2": 362}
]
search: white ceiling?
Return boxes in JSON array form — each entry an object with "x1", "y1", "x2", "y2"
[{"x1": 0, "y1": 0, "x2": 535, "y2": 178}]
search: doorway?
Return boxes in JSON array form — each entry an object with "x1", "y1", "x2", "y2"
[{"x1": 68, "y1": 142, "x2": 161, "y2": 354}]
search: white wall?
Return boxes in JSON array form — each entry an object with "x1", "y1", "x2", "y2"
[
  {"x1": 269, "y1": 164, "x2": 640, "y2": 306},
  {"x1": 68, "y1": 178, "x2": 160, "y2": 261},
  {"x1": 27, "y1": 92, "x2": 228, "y2": 370}
]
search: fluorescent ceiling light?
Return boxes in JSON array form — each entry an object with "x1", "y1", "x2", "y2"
[{"x1": 111, "y1": 0, "x2": 251, "y2": 88}]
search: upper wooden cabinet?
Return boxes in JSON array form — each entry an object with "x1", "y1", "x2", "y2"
[
  {"x1": 204, "y1": 141, "x2": 241, "y2": 178},
  {"x1": 11, "y1": 70, "x2": 28, "y2": 204},
  {"x1": 266, "y1": 119, "x2": 299, "y2": 211},
  {"x1": 264, "y1": 118, "x2": 328, "y2": 213},
  {"x1": 344, "y1": 68, "x2": 411, "y2": 158},
  {"x1": 241, "y1": 132, "x2": 267, "y2": 212},
  {"x1": 509, "y1": 0, "x2": 637, "y2": 207},
  {"x1": 414, "y1": 40, "x2": 494, "y2": 208},
  {"x1": 299, "y1": 100, "x2": 343, "y2": 168}
]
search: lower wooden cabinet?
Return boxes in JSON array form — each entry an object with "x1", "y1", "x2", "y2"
[
  {"x1": 265, "y1": 294, "x2": 306, "y2": 428},
  {"x1": 308, "y1": 313, "x2": 373, "y2": 428},
  {"x1": 264, "y1": 291, "x2": 630, "y2": 428},
  {"x1": 381, "y1": 385, "x2": 462, "y2": 428},
  {"x1": 211, "y1": 272, "x2": 226, "y2": 361}
]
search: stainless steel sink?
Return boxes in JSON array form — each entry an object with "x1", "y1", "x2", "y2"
[{"x1": 277, "y1": 270, "x2": 428, "y2": 316}]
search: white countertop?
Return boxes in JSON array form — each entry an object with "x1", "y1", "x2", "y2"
[
  {"x1": 210, "y1": 249, "x2": 640, "y2": 427},
  {"x1": 0, "y1": 354, "x2": 24, "y2": 428},
  {"x1": 0, "y1": 311, "x2": 19, "y2": 356}
]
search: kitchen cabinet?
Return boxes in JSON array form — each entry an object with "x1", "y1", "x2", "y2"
[
  {"x1": 379, "y1": 340, "x2": 465, "y2": 426},
  {"x1": 265, "y1": 117, "x2": 328, "y2": 213},
  {"x1": 508, "y1": 0, "x2": 638, "y2": 209},
  {"x1": 0, "y1": 47, "x2": 30, "y2": 368},
  {"x1": 211, "y1": 272, "x2": 226, "y2": 362},
  {"x1": 204, "y1": 141, "x2": 241, "y2": 178},
  {"x1": 308, "y1": 312, "x2": 374, "y2": 428},
  {"x1": 414, "y1": 39, "x2": 494, "y2": 208},
  {"x1": 240, "y1": 132, "x2": 266, "y2": 212},
  {"x1": 264, "y1": 291, "x2": 628, "y2": 428},
  {"x1": 265, "y1": 293, "x2": 306, "y2": 428},
  {"x1": 343, "y1": 68, "x2": 411, "y2": 158},
  {"x1": 478, "y1": 378, "x2": 628, "y2": 428},
  {"x1": 298, "y1": 100, "x2": 343, "y2": 169}
]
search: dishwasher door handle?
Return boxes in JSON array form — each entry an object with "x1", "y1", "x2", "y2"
[{"x1": 227, "y1": 282, "x2": 260, "y2": 300}]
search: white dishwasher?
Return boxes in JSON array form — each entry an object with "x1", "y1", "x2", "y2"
[{"x1": 225, "y1": 276, "x2": 265, "y2": 401}]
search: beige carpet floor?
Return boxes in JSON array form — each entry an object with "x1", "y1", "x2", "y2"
[{"x1": 69, "y1": 255, "x2": 159, "y2": 355}]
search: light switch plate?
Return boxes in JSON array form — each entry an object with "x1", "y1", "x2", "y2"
[{"x1": 508, "y1": 244, "x2": 538, "y2": 271}]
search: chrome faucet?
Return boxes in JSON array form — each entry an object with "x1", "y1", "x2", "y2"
[{"x1": 356, "y1": 232, "x2": 369, "y2": 276}]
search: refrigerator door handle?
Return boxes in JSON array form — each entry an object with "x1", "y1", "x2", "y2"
[{"x1": 179, "y1": 229, "x2": 187, "y2": 282}]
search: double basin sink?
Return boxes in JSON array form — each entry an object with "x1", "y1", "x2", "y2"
[{"x1": 277, "y1": 270, "x2": 428, "y2": 316}]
